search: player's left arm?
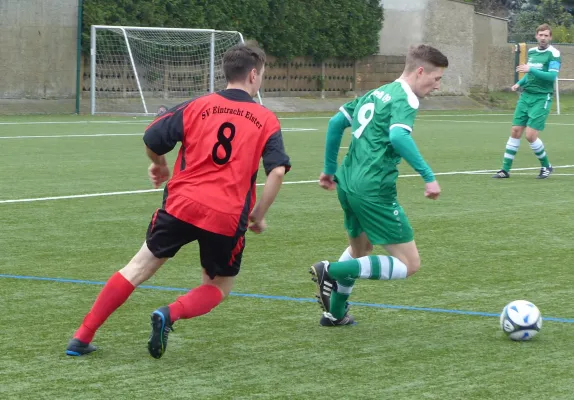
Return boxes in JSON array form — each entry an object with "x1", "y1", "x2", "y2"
[
  {"x1": 528, "y1": 69, "x2": 558, "y2": 82},
  {"x1": 250, "y1": 121, "x2": 291, "y2": 232},
  {"x1": 389, "y1": 127, "x2": 435, "y2": 183},
  {"x1": 389, "y1": 98, "x2": 435, "y2": 183},
  {"x1": 261, "y1": 129, "x2": 291, "y2": 176},
  {"x1": 526, "y1": 53, "x2": 561, "y2": 82}
]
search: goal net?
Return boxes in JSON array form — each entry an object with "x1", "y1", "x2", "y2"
[{"x1": 90, "y1": 26, "x2": 259, "y2": 115}]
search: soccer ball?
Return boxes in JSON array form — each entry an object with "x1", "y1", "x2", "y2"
[{"x1": 500, "y1": 300, "x2": 542, "y2": 341}]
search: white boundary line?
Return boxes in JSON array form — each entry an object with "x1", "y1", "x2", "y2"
[
  {"x1": 0, "y1": 118, "x2": 330, "y2": 125},
  {"x1": 515, "y1": 173, "x2": 574, "y2": 176},
  {"x1": 416, "y1": 119, "x2": 574, "y2": 126},
  {"x1": 0, "y1": 121, "x2": 150, "y2": 126},
  {"x1": 2, "y1": 165, "x2": 573, "y2": 205},
  {"x1": 419, "y1": 113, "x2": 513, "y2": 117},
  {"x1": 0, "y1": 180, "x2": 317, "y2": 204},
  {"x1": 3, "y1": 117, "x2": 574, "y2": 133},
  {"x1": 0, "y1": 133, "x2": 142, "y2": 139},
  {"x1": 280, "y1": 113, "x2": 574, "y2": 118},
  {"x1": 472, "y1": 171, "x2": 574, "y2": 176},
  {"x1": 2, "y1": 112, "x2": 574, "y2": 126},
  {"x1": 0, "y1": 127, "x2": 317, "y2": 139}
]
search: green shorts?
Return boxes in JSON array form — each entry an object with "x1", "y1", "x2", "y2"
[
  {"x1": 337, "y1": 186, "x2": 414, "y2": 245},
  {"x1": 512, "y1": 92, "x2": 553, "y2": 131}
]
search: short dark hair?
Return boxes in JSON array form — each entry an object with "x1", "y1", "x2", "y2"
[
  {"x1": 405, "y1": 44, "x2": 449, "y2": 72},
  {"x1": 537, "y1": 23, "x2": 552, "y2": 35},
  {"x1": 223, "y1": 44, "x2": 266, "y2": 83}
]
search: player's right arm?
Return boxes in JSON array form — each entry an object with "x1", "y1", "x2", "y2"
[
  {"x1": 513, "y1": 75, "x2": 528, "y2": 91},
  {"x1": 321, "y1": 98, "x2": 359, "y2": 190},
  {"x1": 324, "y1": 112, "x2": 351, "y2": 174},
  {"x1": 142, "y1": 101, "x2": 188, "y2": 187}
]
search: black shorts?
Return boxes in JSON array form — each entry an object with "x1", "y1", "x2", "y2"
[{"x1": 145, "y1": 209, "x2": 245, "y2": 279}]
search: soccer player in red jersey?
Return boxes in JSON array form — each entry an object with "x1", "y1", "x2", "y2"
[{"x1": 66, "y1": 44, "x2": 291, "y2": 359}]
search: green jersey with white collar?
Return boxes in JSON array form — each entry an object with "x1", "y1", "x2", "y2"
[
  {"x1": 335, "y1": 79, "x2": 430, "y2": 201},
  {"x1": 522, "y1": 45, "x2": 561, "y2": 95}
]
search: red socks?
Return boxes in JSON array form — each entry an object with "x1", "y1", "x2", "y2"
[
  {"x1": 168, "y1": 284, "x2": 223, "y2": 322},
  {"x1": 74, "y1": 272, "x2": 135, "y2": 343},
  {"x1": 73, "y1": 275, "x2": 223, "y2": 343}
]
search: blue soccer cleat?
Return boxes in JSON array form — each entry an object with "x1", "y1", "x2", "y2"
[
  {"x1": 147, "y1": 306, "x2": 174, "y2": 359},
  {"x1": 66, "y1": 338, "x2": 97, "y2": 356}
]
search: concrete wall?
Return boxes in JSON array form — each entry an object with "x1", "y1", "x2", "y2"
[
  {"x1": 354, "y1": 55, "x2": 405, "y2": 92},
  {"x1": 424, "y1": 0, "x2": 475, "y2": 95},
  {"x1": 0, "y1": 0, "x2": 78, "y2": 100},
  {"x1": 378, "y1": 0, "x2": 429, "y2": 56},
  {"x1": 484, "y1": 44, "x2": 515, "y2": 91},
  {"x1": 379, "y1": 0, "x2": 511, "y2": 94},
  {"x1": 473, "y1": 13, "x2": 514, "y2": 91}
]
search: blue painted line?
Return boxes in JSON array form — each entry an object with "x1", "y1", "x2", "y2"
[{"x1": 1, "y1": 273, "x2": 573, "y2": 323}]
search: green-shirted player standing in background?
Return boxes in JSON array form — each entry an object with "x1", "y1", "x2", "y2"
[
  {"x1": 493, "y1": 23, "x2": 560, "y2": 179},
  {"x1": 309, "y1": 44, "x2": 449, "y2": 326}
]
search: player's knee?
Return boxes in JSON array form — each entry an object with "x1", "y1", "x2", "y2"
[
  {"x1": 202, "y1": 272, "x2": 234, "y2": 298},
  {"x1": 406, "y1": 255, "x2": 421, "y2": 277},
  {"x1": 210, "y1": 283, "x2": 231, "y2": 298},
  {"x1": 120, "y1": 260, "x2": 158, "y2": 286},
  {"x1": 365, "y1": 242, "x2": 374, "y2": 254},
  {"x1": 268, "y1": 166, "x2": 286, "y2": 178},
  {"x1": 525, "y1": 130, "x2": 539, "y2": 143},
  {"x1": 120, "y1": 245, "x2": 165, "y2": 285},
  {"x1": 510, "y1": 126, "x2": 523, "y2": 138}
]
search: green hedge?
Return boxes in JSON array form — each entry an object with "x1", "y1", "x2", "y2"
[{"x1": 82, "y1": 0, "x2": 384, "y2": 60}]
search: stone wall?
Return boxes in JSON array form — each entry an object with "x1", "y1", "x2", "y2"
[{"x1": 0, "y1": 0, "x2": 78, "y2": 100}]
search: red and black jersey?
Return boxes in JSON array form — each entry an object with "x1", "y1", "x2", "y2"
[{"x1": 143, "y1": 89, "x2": 291, "y2": 237}]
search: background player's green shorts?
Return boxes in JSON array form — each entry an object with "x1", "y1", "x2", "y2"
[
  {"x1": 512, "y1": 92, "x2": 553, "y2": 131},
  {"x1": 337, "y1": 185, "x2": 414, "y2": 245}
]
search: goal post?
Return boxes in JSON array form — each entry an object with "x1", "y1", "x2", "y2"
[
  {"x1": 90, "y1": 25, "x2": 262, "y2": 115},
  {"x1": 555, "y1": 78, "x2": 574, "y2": 115}
]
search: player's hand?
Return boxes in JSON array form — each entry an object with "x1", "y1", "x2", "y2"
[
  {"x1": 319, "y1": 173, "x2": 336, "y2": 191},
  {"x1": 511, "y1": 84, "x2": 520, "y2": 92},
  {"x1": 516, "y1": 64, "x2": 530, "y2": 73},
  {"x1": 248, "y1": 214, "x2": 267, "y2": 234},
  {"x1": 424, "y1": 180, "x2": 441, "y2": 200},
  {"x1": 148, "y1": 163, "x2": 170, "y2": 188}
]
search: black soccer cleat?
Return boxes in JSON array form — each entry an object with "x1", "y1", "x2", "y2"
[
  {"x1": 309, "y1": 261, "x2": 336, "y2": 313},
  {"x1": 319, "y1": 312, "x2": 356, "y2": 327},
  {"x1": 492, "y1": 170, "x2": 510, "y2": 179},
  {"x1": 65, "y1": 338, "x2": 97, "y2": 356},
  {"x1": 147, "y1": 306, "x2": 174, "y2": 359},
  {"x1": 536, "y1": 165, "x2": 553, "y2": 179}
]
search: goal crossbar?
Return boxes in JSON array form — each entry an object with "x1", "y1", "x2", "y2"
[{"x1": 91, "y1": 25, "x2": 244, "y2": 36}]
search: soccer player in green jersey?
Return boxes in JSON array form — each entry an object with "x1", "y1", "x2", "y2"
[
  {"x1": 309, "y1": 44, "x2": 449, "y2": 326},
  {"x1": 493, "y1": 23, "x2": 560, "y2": 179}
]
